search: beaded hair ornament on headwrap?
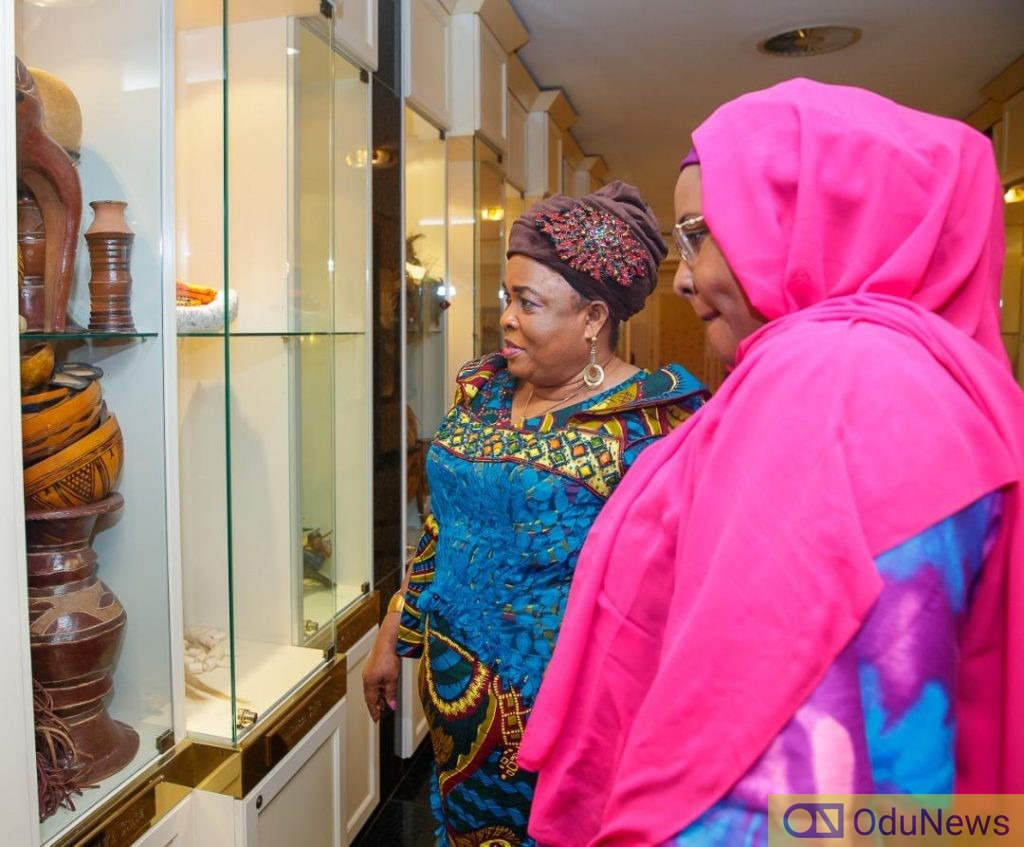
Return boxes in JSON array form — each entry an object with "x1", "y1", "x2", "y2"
[
  {"x1": 506, "y1": 180, "x2": 666, "y2": 321},
  {"x1": 534, "y1": 203, "x2": 650, "y2": 291}
]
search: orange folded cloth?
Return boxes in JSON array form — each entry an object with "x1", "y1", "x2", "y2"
[{"x1": 175, "y1": 281, "x2": 218, "y2": 307}]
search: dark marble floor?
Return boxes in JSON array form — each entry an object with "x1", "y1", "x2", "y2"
[{"x1": 351, "y1": 742, "x2": 438, "y2": 847}]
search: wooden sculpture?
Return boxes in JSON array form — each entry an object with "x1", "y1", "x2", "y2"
[{"x1": 15, "y1": 58, "x2": 82, "y2": 332}]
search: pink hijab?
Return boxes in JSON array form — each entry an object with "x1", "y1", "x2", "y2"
[{"x1": 519, "y1": 78, "x2": 1024, "y2": 846}]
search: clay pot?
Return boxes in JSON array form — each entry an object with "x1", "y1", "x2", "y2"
[
  {"x1": 85, "y1": 202, "x2": 136, "y2": 333},
  {"x1": 84, "y1": 200, "x2": 132, "y2": 236},
  {"x1": 26, "y1": 493, "x2": 139, "y2": 782},
  {"x1": 24, "y1": 411, "x2": 123, "y2": 511}
]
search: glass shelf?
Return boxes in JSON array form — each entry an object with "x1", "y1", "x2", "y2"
[
  {"x1": 177, "y1": 330, "x2": 367, "y2": 338},
  {"x1": 20, "y1": 332, "x2": 159, "y2": 341}
]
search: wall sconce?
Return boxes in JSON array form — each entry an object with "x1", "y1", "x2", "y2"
[
  {"x1": 480, "y1": 206, "x2": 505, "y2": 222},
  {"x1": 1005, "y1": 185, "x2": 1024, "y2": 204},
  {"x1": 372, "y1": 147, "x2": 397, "y2": 168}
]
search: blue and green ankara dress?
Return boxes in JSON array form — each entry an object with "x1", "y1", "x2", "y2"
[{"x1": 396, "y1": 352, "x2": 707, "y2": 847}]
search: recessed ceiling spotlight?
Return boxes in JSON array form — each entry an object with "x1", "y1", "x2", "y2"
[{"x1": 757, "y1": 26, "x2": 862, "y2": 58}]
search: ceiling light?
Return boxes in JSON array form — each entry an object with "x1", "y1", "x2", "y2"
[{"x1": 758, "y1": 26, "x2": 861, "y2": 58}]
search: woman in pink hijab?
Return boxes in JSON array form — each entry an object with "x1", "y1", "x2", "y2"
[{"x1": 517, "y1": 78, "x2": 1024, "y2": 846}]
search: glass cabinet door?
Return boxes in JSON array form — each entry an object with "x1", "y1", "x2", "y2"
[
  {"x1": 403, "y1": 106, "x2": 447, "y2": 544},
  {"x1": 175, "y1": 0, "x2": 371, "y2": 745},
  {"x1": 12, "y1": 0, "x2": 175, "y2": 840},
  {"x1": 474, "y1": 139, "x2": 505, "y2": 357}
]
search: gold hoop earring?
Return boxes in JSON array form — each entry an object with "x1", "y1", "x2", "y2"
[{"x1": 582, "y1": 337, "x2": 605, "y2": 388}]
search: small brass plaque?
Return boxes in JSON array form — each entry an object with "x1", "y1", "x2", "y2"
[
  {"x1": 337, "y1": 590, "x2": 380, "y2": 653},
  {"x1": 80, "y1": 785, "x2": 156, "y2": 847}
]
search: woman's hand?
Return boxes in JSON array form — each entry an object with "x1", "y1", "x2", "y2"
[{"x1": 362, "y1": 612, "x2": 401, "y2": 722}]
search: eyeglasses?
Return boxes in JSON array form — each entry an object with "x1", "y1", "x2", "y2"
[{"x1": 672, "y1": 215, "x2": 710, "y2": 267}]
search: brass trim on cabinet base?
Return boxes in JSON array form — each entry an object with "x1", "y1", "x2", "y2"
[
  {"x1": 50, "y1": 739, "x2": 234, "y2": 847},
  {"x1": 336, "y1": 589, "x2": 380, "y2": 653}
]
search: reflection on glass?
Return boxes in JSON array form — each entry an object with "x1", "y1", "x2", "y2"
[
  {"x1": 294, "y1": 20, "x2": 337, "y2": 641},
  {"x1": 404, "y1": 107, "x2": 448, "y2": 543},
  {"x1": 475, "y1": 139, "x2": 505, "y2": 357}
]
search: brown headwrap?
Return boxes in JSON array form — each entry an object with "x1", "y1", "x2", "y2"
[{"x1": 506, "y1": 180, "x2": 666, "y2": 321}]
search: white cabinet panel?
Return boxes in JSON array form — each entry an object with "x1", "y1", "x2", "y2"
[
  {"x1": 507, "y1": 93, "x2": 528, "y2": 192},
  {"x1": 478, "y1": 21, "x2": 507, "y2": 151},
  {"x1": 527, "y1": 111, "x2": 562, "y2": 198},
  {"x1": 451, "y1": 15, "x2": 507, "y2": 152},
  {"x1": 334, "y1": 0, "x2": 378, "y2": 71},
  {"x1": 404, "y1": 0, "x2": 452, "y2": 129},
  {"x1": 345, "y1": 628, "x2": 380, "y2": 840}
]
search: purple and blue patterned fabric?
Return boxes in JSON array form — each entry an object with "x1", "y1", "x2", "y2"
[{"x1": 663, "y1": 491, "x2": 1004, "y2": 847}]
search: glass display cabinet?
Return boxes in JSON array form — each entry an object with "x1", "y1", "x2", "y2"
[
  {"x1": 11, "y1": 0, "x2": 176, "y2": 841},
  {"x1": 474, "y1": 138, "x2": 505, "y2": 357},
  {"x1": 175, "y1": 0, "x2": 372, "y2": 745},
  {"x1": 403, "y1": 106, "x2": 447, "y2": 547}
]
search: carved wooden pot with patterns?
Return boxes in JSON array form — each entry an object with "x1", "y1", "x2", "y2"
[{"x1": 25, "y1": 493, "x2": 139, "y2": 782}]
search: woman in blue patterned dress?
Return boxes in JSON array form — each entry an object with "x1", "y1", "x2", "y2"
[{"x1": 362, "y1": 181, "x2": 708, "y2": 846}]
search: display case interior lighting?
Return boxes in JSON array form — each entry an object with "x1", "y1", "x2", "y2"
[
  {"x1": 345, "y1": 148, "x2": 368, "y2": 168},
  {"x1": 480, "y1": 206, "x2": 505, "y2": 222},
  {"x1": 1005, "y1": 185, "x2": 1024, "y2": 204}
]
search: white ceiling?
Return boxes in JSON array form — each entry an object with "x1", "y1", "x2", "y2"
[{"x1": 510, "y1": 0, "x2": 1024, "y2": 232}]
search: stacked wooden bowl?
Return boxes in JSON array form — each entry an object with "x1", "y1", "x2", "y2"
[{"x1": 20, "y1": 343, "x2": 123, "y2": 510}]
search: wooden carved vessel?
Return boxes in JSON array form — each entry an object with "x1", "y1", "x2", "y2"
[
  {"x1": 85, "y1": 201, "x2": 136, "y2": 333},
  {"x1": 15, "y1": 58, "x2": 82, "y2": 332},
  {"x1": 26, "y1": 493, "x2": 139, "y2": 782}
]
